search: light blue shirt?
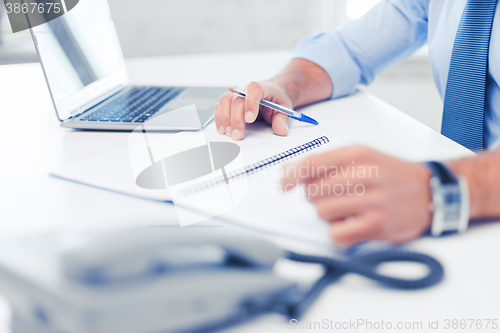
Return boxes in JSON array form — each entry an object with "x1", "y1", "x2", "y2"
[{"x1": 292, "y1": 0, "x2": 500, "y2": 149}]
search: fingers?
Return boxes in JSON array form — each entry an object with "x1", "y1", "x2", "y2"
[
  {"x1": 215, "y1": 80, "x2": 294, "y2": 140},
  {"x1": 314, "y1": 193, "x2": 374, "y2": 222},
  {"x1": 244, "y1": 82, "x2": 263, "y2": 123},
  {"x1": 303, "y1": 146, "x2": 377, "y2": 182},
  {"x1": 271, "y1": 111, "x2": 289, "y2": 137},
  {"x1": 230, "y1": 96, "x2": 245, "y2": 140},
  {"x1": 216, "y1": 83, "x2": 263, "y2": 139},
  {"x1": 218, "y1": 92, "x2": 233, "y2": 136},
  {"x1": 331, "y1": 214, "x2": 381, "y2": 247},
  {"x1": 281, "y1": 146, "x2": 379, "y2": 189},
  {"x1": 304, "y1": 176, "x2": 374, "y2": 202}
]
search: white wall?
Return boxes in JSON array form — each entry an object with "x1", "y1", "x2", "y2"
[{"x1": 107, "y1": 0, "x2": 324, "y2": 58}]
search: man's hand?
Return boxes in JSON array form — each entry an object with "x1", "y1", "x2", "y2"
[
  {"x1": 213, "y1": 58, "x2": 333, "y2": 141},
  {"x1": 281, "y1": 146, "x2": 433, "y2": 247},
  {"x1": 214, "y1": 80, "x2": 293, "y2": 141}
]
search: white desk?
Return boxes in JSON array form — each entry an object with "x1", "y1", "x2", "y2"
[{"x1": 1, "y1": 51, "x2": 499, "y2": 333}]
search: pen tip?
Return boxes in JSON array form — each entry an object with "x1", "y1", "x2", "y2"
[
  {"x1": 228, "y1": 88, "x2": 235, "y2": 93},
  {"x1": 301, "y1": 114, "x2": 319, "y2": 125}
]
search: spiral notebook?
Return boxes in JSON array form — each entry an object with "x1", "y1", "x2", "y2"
[
  {"x1": 172, "y1": 136, "x2": 340, "y2": 244},
  {"x1": 184, "y1": 136, "x2": 330, "y2": 195},
  {"x1": 51, "y1": 136, "x2": 335, "y2": 204},
  {"x1": 52, "y1": 134, "x2": 340, "y2": 243}
]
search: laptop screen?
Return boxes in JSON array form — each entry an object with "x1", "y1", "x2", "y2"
[{"x1": 32, "y1": 0, "x2": 128, "y2": 120}]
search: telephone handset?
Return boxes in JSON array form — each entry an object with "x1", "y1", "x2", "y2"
[{"x1": 63, "y1": 227, "x2": 284, "y2": 285}]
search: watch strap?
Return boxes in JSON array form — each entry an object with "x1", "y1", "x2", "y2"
[{"x1": 424, "y1": 161, "x2": 458, "y2": 185}]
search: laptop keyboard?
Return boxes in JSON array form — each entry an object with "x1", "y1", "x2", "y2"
[{"x1": 79, "y1": 87, "x2": 185, "y2": 123}]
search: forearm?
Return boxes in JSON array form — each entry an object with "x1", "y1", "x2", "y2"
[
  {"x1": 270, "y1": 58, "x2": 332, "y2": 109},
  {"x1": 447, "y1": 148, "x2": 500, "y2": 219}
]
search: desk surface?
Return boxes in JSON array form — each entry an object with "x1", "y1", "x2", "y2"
[{"x1": 0, "y1": 51, "x2": 499, "y2": 333}]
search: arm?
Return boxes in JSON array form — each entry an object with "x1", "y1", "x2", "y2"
[
  {"x1": 270, "y1": 59, "x2": 332, "y2": 109},
  {"x1": 280, "y1": 146, "x2": 500, "y2": 247},
  {"x1": 215, "y1": 0, "x2": 431, "y2": 140},
  {"x1": 293, "y1": 0, "x2": 430, "y2": 98},
  {"x1": 448, "y1": 148, "x2": 500, "y2": 218}
]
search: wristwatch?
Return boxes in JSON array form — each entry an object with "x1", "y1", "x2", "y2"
[{"x1": 424, "y1": 161, "x2": 470, "y2": 237}]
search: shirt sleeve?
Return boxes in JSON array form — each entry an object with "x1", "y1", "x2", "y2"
[
  {"x1": 292, "y1": 0, "x2": 430, "y2": 99},
  {"x1": 490, "y1": 139, "x2": 500, "y2": 151}
]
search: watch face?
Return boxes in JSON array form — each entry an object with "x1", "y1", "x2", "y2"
[
  {"x1": 441, "y1": 184, "x2": 461, "y2": 224},
  {"x1": 430, "y1": 173, "x2": 470, "y2": 237}
]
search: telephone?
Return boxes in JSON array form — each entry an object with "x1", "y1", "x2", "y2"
[
  {"x1": 0, "y1": 227, "x2": 444, "y2": 333},
  {"x1": 62, "y1": 227, "x2": 285, "y2": 286},
  {"x1": 5, "y1": 228, "x2": 297, "y2": 333}
]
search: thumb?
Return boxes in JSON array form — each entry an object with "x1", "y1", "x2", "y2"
[{"x1": 271, "y1": 111, "x2": 289, "y2": 136}]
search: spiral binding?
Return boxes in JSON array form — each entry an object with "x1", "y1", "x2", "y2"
[{"x1": 182, "y1": 136, "x2": 329, "y2": 195}]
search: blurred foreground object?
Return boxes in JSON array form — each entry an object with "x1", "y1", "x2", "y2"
[{"x1": 0, "y1": 227, "x2": 444, "y2": 333}]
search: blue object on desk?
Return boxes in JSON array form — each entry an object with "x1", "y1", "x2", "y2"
[
  {"x1": 229, "y1": 88, "x2": 319, "y2": 125},
  {"x1": 284, "y1": 250, "x2": 444, "y2": 319},
  {"x1": 63, "y1": 228, "x2": 443, "y2": 329},
  {"x1": 2, "y1": 228, "x2": 444, "y2": 333}
]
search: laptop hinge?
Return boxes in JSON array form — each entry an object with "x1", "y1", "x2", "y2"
[{"x1": 67, "y1": 84, "x2": 128, "y2": 120}]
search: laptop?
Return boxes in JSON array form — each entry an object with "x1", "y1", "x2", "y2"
[{"x1": 29, "y1": 0, "x2": 226, "y2": 130}]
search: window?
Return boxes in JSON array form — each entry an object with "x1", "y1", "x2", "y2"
[{"x1": 346, "y1": 0, "x2": 381, "y2": 20}]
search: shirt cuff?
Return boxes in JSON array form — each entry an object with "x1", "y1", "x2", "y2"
[{"x1": 291, "y1": 30, "x2": 362, "y2": 99}]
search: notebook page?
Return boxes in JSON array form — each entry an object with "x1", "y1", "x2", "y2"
[
  {"x1": 49, "y1": 135, "x2": 326, "y2": 202},
  {"x1": 175, "y1": 138, "x2": 343, "y2": 245},
  {"x1": 50, "y1": 147, "x2": 172, "y2": 201},
  {"x1": 50, "y1": 135, "x2": 341, "y2": 216}
]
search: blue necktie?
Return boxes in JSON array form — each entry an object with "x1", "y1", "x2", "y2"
[{"x1": 441, "y1": 0, "x2": 498, "y2": 151}]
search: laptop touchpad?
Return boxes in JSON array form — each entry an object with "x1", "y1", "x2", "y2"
[{"x1": 168, "y1": 97, "x2": 217, "y2": 112}]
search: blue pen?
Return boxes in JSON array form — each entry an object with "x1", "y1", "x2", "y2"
[{"x1": 228, "y1": 88, "x2": 319, "y2": 125}]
